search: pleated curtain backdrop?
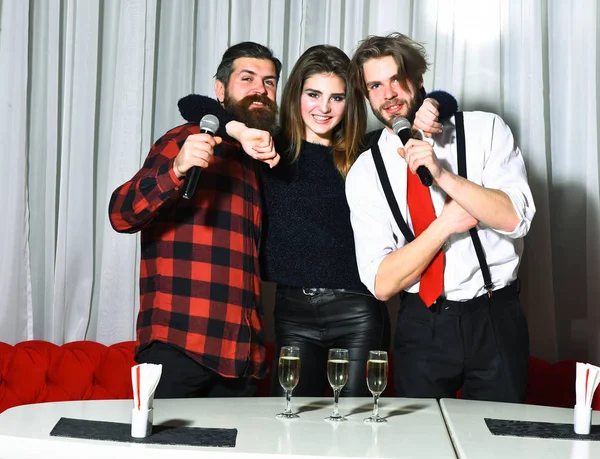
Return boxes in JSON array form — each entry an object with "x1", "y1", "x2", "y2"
[{"x1": 1, "y1": 0, "x2": 599, "y2": 365}]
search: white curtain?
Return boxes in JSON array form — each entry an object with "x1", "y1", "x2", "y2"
[
  {"x1": 1, "y1": 0, "x2": 598, "y2": 365},
  {"x1": 0, "y1": 0, "x2": 31, "y2": 344}
]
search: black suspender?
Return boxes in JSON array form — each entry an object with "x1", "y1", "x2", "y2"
[
  {"x1": 370, "y1": 115, "x2": 493, "y2": 295},
  {"x1": 370, "y1": 130, "x2": 415, "y2": 243},
  {"x1": 455, "y1": 112, "x2": 493, "y2": 294}
]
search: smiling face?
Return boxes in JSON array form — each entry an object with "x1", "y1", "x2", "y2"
[
  {"x1": 362, "y1": 55, "x2": 423, "y2": 129},
  {"x1": 216, "y1": 57, "x2": 278, "y2": 104},
  {"x1": 215, "y1": 57, "x2": 279, "y2": 132},
  {"x1": 299, "y1": 73, "x2": 346, "y2": 145}
]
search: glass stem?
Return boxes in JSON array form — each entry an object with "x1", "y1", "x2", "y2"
[
  {"x1": 333, "y1": 389, "x2": 340, "y2": 417},
  {"x1": 373, "y1": 394, "x2": 380, "y2": 418},
  {"x1": 285, "y1": 390, "x2": 292, "y2": 413}
]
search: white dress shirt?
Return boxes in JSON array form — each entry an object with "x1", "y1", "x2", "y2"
[{"x1": 346, "y1": 112, "x2": 536, "y2": 301}]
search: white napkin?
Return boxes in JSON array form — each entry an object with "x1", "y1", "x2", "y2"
[
  {"x1": 131, "y1": 363, "x2": 162, "y2": 411},
  {"x1": 575, "y1": 362, "x2": 600, "y2": 408}
]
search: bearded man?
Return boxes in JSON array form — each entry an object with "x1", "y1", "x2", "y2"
[{"x1": 109, "y1": 42, "x2": 281, "y2": 398}]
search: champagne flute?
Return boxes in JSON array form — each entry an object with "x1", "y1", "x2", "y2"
[
  {"x1": 325, "y1": 348, "x2": 349, "y2": 422},
  {"x1": 276, "y1": 346, "x2": 301, "y2": 418},
  {"x1": 364, "y1": 350, "x2": 388, "y2": 423}
]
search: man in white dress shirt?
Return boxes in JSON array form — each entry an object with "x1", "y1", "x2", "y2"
[{"x1": 346, "y1": 32, "x2": 535, "y2": 402}]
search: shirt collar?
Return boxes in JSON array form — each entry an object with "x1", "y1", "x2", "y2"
[{"x1": 380, "y1": 127, "x2": 402, "y2": 152}]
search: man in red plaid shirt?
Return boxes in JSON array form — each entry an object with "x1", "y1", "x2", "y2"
[{"x1": 109, "y1": 42, "x2": 281, "y2": 398}]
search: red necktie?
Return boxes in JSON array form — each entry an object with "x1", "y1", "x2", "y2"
[{"x1": 406, "y1": 167, "x2": 444, "y2": 306}]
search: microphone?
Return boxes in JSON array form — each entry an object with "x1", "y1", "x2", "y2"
[
  {"x1": 182, "y1": 114, "x2": 220, "y2": 200},
  {"x1": 392, "y1": 117, "x2": 433, "y2": 187}
]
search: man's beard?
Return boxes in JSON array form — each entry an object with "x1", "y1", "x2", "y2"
[
  {"x1": 223, "y1": 92, "x2": 278, "y2": 134},
  {"x1": 370, "y1": 89, "x2": 423, "y2": 129}
]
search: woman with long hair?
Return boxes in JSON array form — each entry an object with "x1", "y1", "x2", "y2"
[{"x1": 261, "y1": 45, "x2": 387, "y2": 397}]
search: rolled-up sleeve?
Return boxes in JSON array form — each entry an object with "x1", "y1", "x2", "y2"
[
  {"x1": 345, "y1": 154, "x2": 401, "y2": 298},
  {"x1": 482, "y1": 115, "x2": 536, "y2": 238}
]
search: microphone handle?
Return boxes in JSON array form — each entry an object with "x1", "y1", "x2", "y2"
[
  {"x1": 416, "y1": 165, "x2": 434, "y2": 187},
  {"x1": 181, "y1": 127, "x2": 214, "y2": 200},
  {"x1": 400, "y1": 131, "x2": 434, "y2": 187},
  {"x1": 181, "y1": 167, "x2": 201, "y2": 199}
]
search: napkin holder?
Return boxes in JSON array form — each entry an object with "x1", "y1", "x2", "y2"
[
  {"x1": 131, "y1": 407, "x2": 154, "y2": 438},
  {"x1": 574, "y1": 404, "x2": 592, "y2": 435}
]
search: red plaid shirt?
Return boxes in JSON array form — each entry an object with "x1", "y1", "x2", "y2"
[{"x1": 109, "y1": 122, "x2": 266, "y2": 379}]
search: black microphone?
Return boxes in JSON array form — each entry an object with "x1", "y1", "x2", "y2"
[
  {"x1": 182, "y1": 114, "x2": 220, "y2": 200},
  {"x1": 392, "y1": 117, "x2": 433, "y2": 187}
]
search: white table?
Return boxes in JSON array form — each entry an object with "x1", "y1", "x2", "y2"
[
  {"x1": 440, "y1": 398, "x2": 600, "y2": 459},
  {"x1": 0, "y1": 397, "x2": 456, "y2": 459}
]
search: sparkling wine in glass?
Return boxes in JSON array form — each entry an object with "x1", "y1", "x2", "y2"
[
  {"x1": 364, "y1": 350, "x2": 388, "y2": 423},
  {"x1": 325, "y1": 348, "x2": 349, "y2": 422},
  {"x1": 276, "y1": 346, "x2": 300, "y2": 418}
]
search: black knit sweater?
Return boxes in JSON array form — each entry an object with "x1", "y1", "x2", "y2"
[{"x1": 260, "y1": 139, "x2": 369, "y2": 292}]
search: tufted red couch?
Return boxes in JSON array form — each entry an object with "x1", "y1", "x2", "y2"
[
  {"x1": 0, "y1": 340, "x2": 277, "y2": 414},
  {"x1": 0, "y1": 340, "x2": 599, "y2": 414}
]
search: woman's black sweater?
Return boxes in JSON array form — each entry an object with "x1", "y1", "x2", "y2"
[{"x1": 260, "y1": 139, "x2": 369, "y2": 293}]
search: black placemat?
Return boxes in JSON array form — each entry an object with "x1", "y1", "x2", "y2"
[
  {"x1": 485, "y1": 418, "x2": 600, "y2": 441},
  {"x1": 49, "y1": 417, "x2": 237, "y2": 447}
]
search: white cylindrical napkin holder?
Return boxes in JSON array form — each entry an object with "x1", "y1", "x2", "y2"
[
  {"x1": 131, "y1": 407, "x2": 153, "y2": 438},
  {"x1": 573, "y1": 404, "x2": 592, "y2": 435}
]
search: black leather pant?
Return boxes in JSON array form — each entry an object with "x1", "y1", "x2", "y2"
[{"x1": 271, "y1": 286, "x2": 390, "y2": 397}]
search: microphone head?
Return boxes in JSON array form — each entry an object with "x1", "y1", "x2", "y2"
[
  {"x1": 199, "y1": 114, "x2": 220, "y2": 134},
  {"x1": 392, "y1": 117, "x2": 411, "y2": 136}
]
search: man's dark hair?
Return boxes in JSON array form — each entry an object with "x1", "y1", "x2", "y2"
[{"x1": 214, "y1": 42, "x2": 282, "y2": 86}]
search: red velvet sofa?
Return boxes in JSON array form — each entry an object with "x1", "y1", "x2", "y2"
[{"x1": 1, "y1": 340, "x2": 598, "y2": 414}]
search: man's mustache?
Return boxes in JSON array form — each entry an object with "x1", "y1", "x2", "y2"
[
  {"x1": 238, "y1": 94, "x2": 278, "y2": 111},
  {"x1": 381, "y1": 99, "x2": 407, "y2": 111}
]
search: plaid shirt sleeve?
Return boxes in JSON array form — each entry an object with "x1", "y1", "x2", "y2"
[{"x1": 108, "y1": 124, "x2": 193, "y2": 233}]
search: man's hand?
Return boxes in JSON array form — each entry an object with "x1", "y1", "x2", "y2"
[
  {"x1": 227, "y1": 121, "x2": 280, "y2": 168},
  {"x1": 238, "y1": 127, "x2": 280, "y2": 168},
  {"x1": 414, "y1": 98, "x2": 442, "y2": 138},
  {"x1": 438, "y1": 199, "x2": 478, "y2": 236},
  {"x1": 173, "y1": 133, "x2": 222, "y2": 179},
  {"x1": 399, "y1": 138, "x2": 443, "y2": 183}
]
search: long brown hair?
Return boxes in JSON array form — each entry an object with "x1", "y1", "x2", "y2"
[{"x1": 280, "y1": 45, "x2": 367, "y2": 177}]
